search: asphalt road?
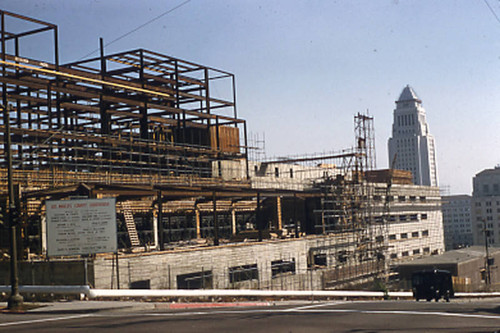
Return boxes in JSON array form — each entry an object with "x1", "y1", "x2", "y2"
[{"x1": 1, "y1": 299, "x2": 500, "y2": 332}]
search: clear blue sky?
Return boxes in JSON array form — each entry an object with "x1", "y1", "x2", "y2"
[{"x1": 2, "y1": 0, "x2": 500, "y2": 194}]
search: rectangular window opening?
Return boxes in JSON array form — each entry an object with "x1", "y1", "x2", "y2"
[
  {"x1": 271, "y1": 259, "x2": 296, "y2": 277},
  {"x1": 229, "y1": 264, "x2": 259, "y2": 283}
]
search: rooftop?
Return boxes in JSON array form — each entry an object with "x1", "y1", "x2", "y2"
[
  {"x1": 397, "y1": 85, "x2": 422, "y2": 104},
  {"x1": 398, "y1": 246, "x2": 500, "y2": 266}
]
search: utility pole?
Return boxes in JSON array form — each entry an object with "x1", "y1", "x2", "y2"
[{"x1": 2, "y1": 103, "x2": 23, "y2": 310}]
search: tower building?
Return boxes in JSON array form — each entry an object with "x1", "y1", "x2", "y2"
[{"x1": 388, "y1": 85, "x2": 439, "y2": 186}]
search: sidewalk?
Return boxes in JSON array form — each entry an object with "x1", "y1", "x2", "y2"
[
  {"x1": 0, "y1": 299, "x2": 278, "y2": 313},
  {"x1": 0, "y1": 300, "x2": 154, "y2": 314}
]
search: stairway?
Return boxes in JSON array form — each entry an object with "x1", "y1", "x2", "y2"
[{"x1": 121, "y1": 201, "x2": 141, "y2": 247}]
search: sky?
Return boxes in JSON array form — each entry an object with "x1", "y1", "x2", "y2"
[{"x1": 2, "y1": 0, "x2": 500, "y2": 195}]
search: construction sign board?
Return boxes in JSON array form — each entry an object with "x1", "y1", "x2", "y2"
[{"x1": 46, "y1": 198, "x2": 117, "y2": 256}]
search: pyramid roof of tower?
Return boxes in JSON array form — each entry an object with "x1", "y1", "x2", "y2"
[{"x1": 397, "y1": 85, "x2": 421, "y2": 103}]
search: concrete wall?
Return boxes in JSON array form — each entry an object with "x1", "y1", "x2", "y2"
[
  {"x1": 93, "y1": 235, "x2": 355, "y2": 290},
  {"x1": 0, "y1": 260, "x2": 93, "y2": 286}
]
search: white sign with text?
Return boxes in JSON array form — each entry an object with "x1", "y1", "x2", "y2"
[{"x1": 46, "y1": 198, "x2": 117, "y2": 256}]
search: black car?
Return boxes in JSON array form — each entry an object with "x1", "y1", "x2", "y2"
[{"x1": 411, "y1": 269, "x2": 454, "y2": 302}]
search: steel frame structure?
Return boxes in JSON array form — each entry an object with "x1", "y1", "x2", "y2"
[{"x1": 0, "y1": 10, "x2": 248, "y2": 189}]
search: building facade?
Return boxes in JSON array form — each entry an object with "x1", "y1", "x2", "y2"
[
  {"x1": 472, "y1": 167, "x2": 500, "y2": 246},
  {"x1": 368, "y1": 181, "x2": 445, "y2": 262},
  {"x1": 388, "y1": 85, "x2": 439, "y2": 186},
  {"x1": 441, "y1": 195, "x2": 473, "y2": 250}
]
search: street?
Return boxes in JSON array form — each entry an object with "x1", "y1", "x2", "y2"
[{"x1": 1, "y1": 299, "x2": 500, "y2": 332}]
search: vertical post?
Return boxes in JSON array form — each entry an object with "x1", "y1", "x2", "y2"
[
  {"x1": 231, "y1": 206, "x2": 237, "y2": 235},
  {"x1": 53, "y1": 25, "x2": 59, "y2": 70},
  {"x1": 139, "y1": 50, "x2": 148, "y2": 140},
  {"x1": 99, "y1": 38, "x2": 109, "y2": 135},
  {"x1": 168, "y1": 215, "x2": 172, "y2": 243},
  {"x1": 14, "y1": 38, "x2": 22, "y2": 168},
  {"x1": 158, "y1": 191, "x2": 164, "y2": 250},
  {"x1": 115, "y1": 252, "x2": 120, "y2": 289},
  {"x1": 3, "y1": 102, "x2": 23, "y2": 310},
  {"x1": 257, "y1": 192, "x2": 262, "y2": 242},
  {"x1": 195, "y1": 205, "x2": 201, "y2": 239},
  {"x1": 2, "y1": 13, "x2": 24, "y2": 299},
  {"x1": 276, "y1": 196, "x2": 282, "y2": 231},
  {"x1": 243, "y1": 121, "x2": 249, "y2": 180},
  {"x1": 294, "y1": 194, "x2": 299, "y2": 238},
  {"x1": 310, "y1": 260, "x2": 314, "y2": 293},
  {"x1": 41, "y1": 215, "x2": 47, "y2": 255},
  {"x1": 204, "y1": 68, "x2": 211, "y2": 115},
  {"x1": 110, "y1": 255, "x2": 115, "y2": 289},
  {"x1": 215, "y1": 116, "x2": 221, "y2": 177},
  {"x1": 153, "y1": 214, "x2": 159, "y2": 251},
  {"x1": 84, "y1": 258, "x2": 88, "y2": 286},
  {"x1": 212, "y1": 192, "x2": 219, "y2": 246},
  {"x1": 232, "y1": 75, "x2": 238, "y2": 120}
]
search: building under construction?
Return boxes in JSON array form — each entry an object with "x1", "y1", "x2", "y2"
[{"x1": 0, "y1": 11, "x2": 444, "y2": 290}]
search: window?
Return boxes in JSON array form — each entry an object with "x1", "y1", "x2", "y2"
[
  {"x1": 177, "y1": 271, "x2": 213, "y2": 289},
  {"x1": 337, "y1": 251, "x2": 348, "y2": 263},
  {"x1": 413, "y1": 249, "x2": 420, "y2": 255},
  {"x1": 375, "y1": 235, "x2": 384, "y2": 243},
  {"x1": 289, "y1": 168, "x2": 294, "y2": 178},
  {"x1": 399, "y1": 215, "x2": 408, "y2": 222},
  {"x1": 275, "y1": 167, "x2": 279, "y2": 178},
  {"x1": 484, "y1": 184, "x2": 490, "y2": 193},
  {"x1": 420, "y1": 196, "x2": 426, "y2": 202},
  {"x1": 402, "y1": 251, "x2": 409, "y2": 257},
  {"x1": 423, "y1": 247, "x2": 430, "y2": 254},
  {"x1": 271, "y1": 259, "x2": 296, "y2": 277},
  {"x1": 374, "y1": 195, "x2": 382, "y2": 201},
  {"x1": 410, "y1": 214, "x2": 418, "y2": 221},
  {"x1": 409, "y1": 196, "x2": 416, "y2": 202},
  {"x1": 412, "y1": 231, "x2": 419, "y2": 238},
  {"x1": 310, "y1": 253, "x2": 327, "y2": 267},
  {"x1": 422, "y1": 230, "x2": 429, "y2": 237},
  {"x1": 389, "y1": 234, "x2": 396, "y2": 240},
  {"x1": 130, "y1": 279, "x2": 150, "y2": 289},
  {"x1": 390, "y1": 253, "x2": 398, "y2": 259},
  {"x1": 400, "y1": 233, "x2": 408, "y2": 239},
  {"x1": 229, "y1": 264, "x2": 259, "y2": 283},
  {"x1": 398, "y1": 196, "x2": 406, "y2": 202},
  {"x1": 421, "y1": 214, "x2": 428, "y2": 220}
]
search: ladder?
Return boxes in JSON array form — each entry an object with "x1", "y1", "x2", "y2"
[{"x1": 121, "y1": 201, "x2": 140, "y2": 247}]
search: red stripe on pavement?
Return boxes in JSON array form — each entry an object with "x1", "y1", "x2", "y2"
[{"x1": 156, "y1": 302, "x2": 270, "y2": 309}]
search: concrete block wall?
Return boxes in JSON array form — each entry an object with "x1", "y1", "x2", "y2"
[{"x1": 93, "y1": 236, "x2": 341, "y2": 290}]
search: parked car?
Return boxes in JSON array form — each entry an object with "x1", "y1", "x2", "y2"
[{"x1": 411, "y1": 269, "x2": 454, "y2": 302}]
